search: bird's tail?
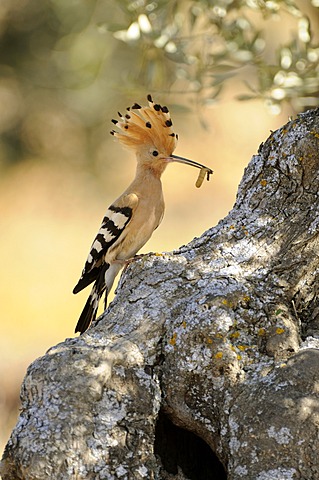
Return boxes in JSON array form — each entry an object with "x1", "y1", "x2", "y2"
[
  {"x1": 74, "y1": 262, "x2": 123, "y2": 334},
  {"x1": 74, "y1": 286, "x2": 102, "y2": 334},
  {"x1": 74, "y1": 263, "x2": 110, "y2": 334}
]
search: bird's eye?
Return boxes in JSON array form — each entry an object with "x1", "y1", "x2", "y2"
[{"x1": 152, "y1": 150, "x2": 159, "y2": 157}]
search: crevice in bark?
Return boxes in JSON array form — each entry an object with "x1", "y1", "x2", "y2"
[{"x1": 154, "y1": 409, "x2": 227, "y2": 480}]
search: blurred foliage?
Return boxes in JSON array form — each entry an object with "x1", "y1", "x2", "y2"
[{"x1": 0, "y1": 0, "x2": 318, "y2": 167}]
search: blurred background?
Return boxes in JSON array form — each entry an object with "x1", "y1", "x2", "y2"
[{"x1": 1, "y1": 0, "x2": 318, "y2": 456}]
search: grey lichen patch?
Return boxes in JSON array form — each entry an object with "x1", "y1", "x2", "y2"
[
  {"x1": 267, "y1": 426, "x2": 293, "y2": 445},
  {"x1": 255, "y1": 468, "x2": 298, "y2": 480}
]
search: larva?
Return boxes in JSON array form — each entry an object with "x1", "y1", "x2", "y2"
[{"x1": 196, "y1": 168, "x2": 207, "y2": 188}]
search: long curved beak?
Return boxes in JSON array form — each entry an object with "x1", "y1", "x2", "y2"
[{"x1": 168, "y1": 154, "x2": 213, "y2": 175}]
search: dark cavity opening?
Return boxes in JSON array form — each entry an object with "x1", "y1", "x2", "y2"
[{"x1": 154, "y1": 409, "x2": 227, "y2": 480}]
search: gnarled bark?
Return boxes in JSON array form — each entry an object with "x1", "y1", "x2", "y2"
[{"x1": 2, "y1": 108, "x2": 319, "y2": 480}]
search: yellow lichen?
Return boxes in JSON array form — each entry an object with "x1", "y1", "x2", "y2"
[
  {"x1": 215, "y1": 352, "x2": 223, "y2": 359},
  {"x1": 258, "y1": 328, "x2": 266, "y2": 336},
  {"x1": 222, "y1": 299, "x2": 234, "y2": 308},
  {"x1": 276, "y1": 327, "x2": 285, "y2": 335},
  {"x1": 215, "y1": 333, "x2": 224, "y2": 339},
  {"x1": 260, "y1": 179, "x2": 267, "y2": 187},
  {"x1": 182, "y1": 321, "x2": 187, "y2": 328},
  {"x1": 169, "y1": 332, "x2": 177, "y2": 346},
  {"x1": 310, "y1": 130, "x2": 319, "y2": 139},
  {"x1": 230, "y1": 331, "x2": 240, "y2": 339}
]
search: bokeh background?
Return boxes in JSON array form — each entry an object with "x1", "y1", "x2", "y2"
[{"x1": 1, "y1": 0, "x2": 319, "y2": 456}]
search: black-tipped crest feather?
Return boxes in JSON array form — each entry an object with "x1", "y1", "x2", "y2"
[{"x1": 110, "y1": 95, "x2": 178, "y2": 156}]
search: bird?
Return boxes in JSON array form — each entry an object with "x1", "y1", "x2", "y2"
[{"x1": 73, "y1": 94, "x2": 213, "y2": 334}]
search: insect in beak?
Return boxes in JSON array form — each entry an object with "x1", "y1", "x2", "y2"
[{"x1": 166, "y1": 154, "x2": 213, "y2": 187}]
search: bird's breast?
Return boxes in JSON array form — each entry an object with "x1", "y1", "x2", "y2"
[{"x1": 110, "y1": 192, "x2": 164, "y2": 261}]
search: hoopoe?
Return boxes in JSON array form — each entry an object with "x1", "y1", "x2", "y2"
[{"x1": 73, "y1": 94, "x2": 213, "y2": 334}]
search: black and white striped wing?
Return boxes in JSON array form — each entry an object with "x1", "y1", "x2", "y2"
[{"x1": 73, "y1": 194, "x2": 138, "y2": 294}]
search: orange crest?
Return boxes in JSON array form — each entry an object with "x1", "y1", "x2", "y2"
[{"x1": 110, "y1": 94, "x2": 178, "y2": 156}]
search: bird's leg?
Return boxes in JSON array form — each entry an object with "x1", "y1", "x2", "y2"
[
  {"x1": 112, "y1": 258, "x2": 127, "y2": 267},
  {"x1": 114, "y1": 254, "x2": 147, "y2": 273}
]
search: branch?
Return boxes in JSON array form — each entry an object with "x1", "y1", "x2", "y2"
[{"x1": 2, "y1": 108, "x2": 319, "y2": 480}]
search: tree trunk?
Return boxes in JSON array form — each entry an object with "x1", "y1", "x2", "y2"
[{"x1": 2, "y1": 108, "x2": 319, "y2": 480}]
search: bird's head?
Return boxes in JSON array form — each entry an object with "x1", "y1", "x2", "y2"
[{"x1": 110, "y1": 94, "x2": 213, "y2": 178}]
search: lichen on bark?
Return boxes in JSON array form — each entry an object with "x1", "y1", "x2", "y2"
[{"x1": 2, "y1": 108, "x2": 319, "y2": 480}]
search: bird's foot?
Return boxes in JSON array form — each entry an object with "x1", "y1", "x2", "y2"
[
  {"x1": 123, "y1": 254, "x2": 147, "y2": 272},
  {"x1": 115, "y1": 252, "x2": 163, "y2": 273}
]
